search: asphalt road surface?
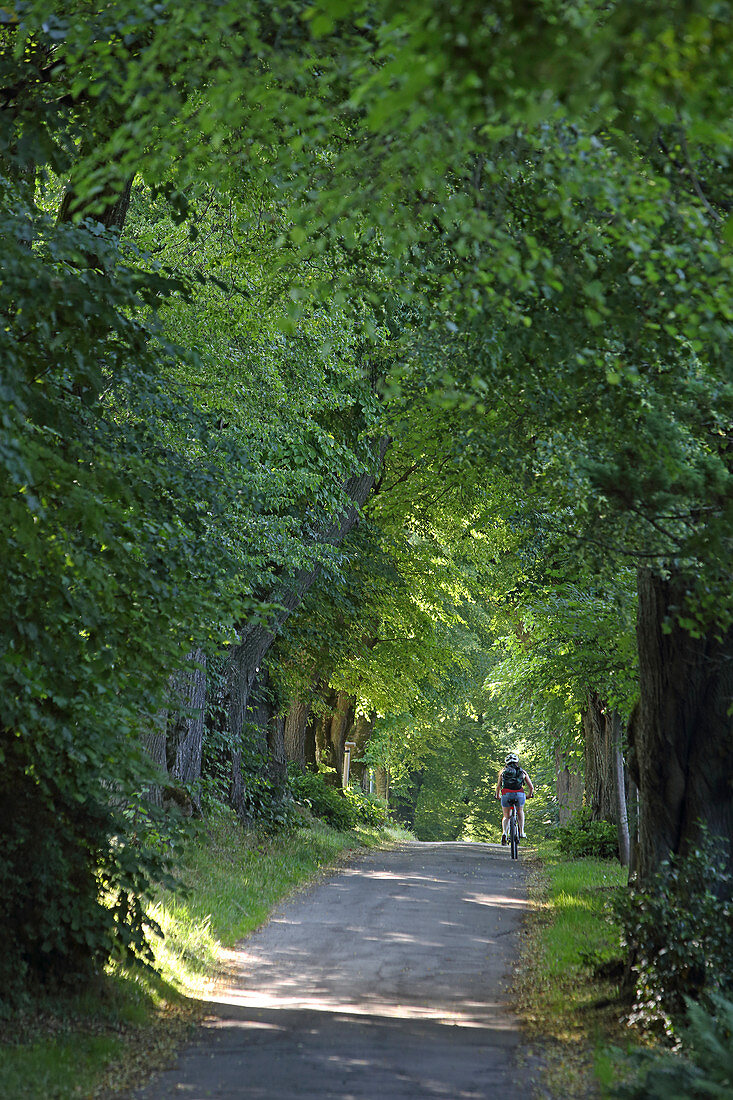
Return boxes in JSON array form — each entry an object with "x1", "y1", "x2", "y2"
[{"x1": 135, "y1": 841, "x2": 528, "y2": 1100}]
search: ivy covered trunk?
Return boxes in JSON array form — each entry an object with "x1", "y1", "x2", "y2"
[
  {"x1": 142, "y1": 710, "x2": 168, "y2": 807},
  {"x1": 632, "y1": 568, "x2": 733, "y2": 883},
  {"x1": 231, "y1": 668, "x2": 272, "y2": 821}
]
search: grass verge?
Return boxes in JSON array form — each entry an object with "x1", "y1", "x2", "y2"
[
  {"x1": 1, "y1": 811, "x2": 407, "y2": 1100},
  {"x1": 516, "y1": 841, "x2": 631, "y2": 1100}
]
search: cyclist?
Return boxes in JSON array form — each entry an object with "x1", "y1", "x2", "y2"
[{"x1": 495, "y1": 752, "x2": 534, "y2": 843}]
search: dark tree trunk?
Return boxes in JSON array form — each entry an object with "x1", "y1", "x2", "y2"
[
  {"x1": 267, "y1": 715, "x2": 287, "y2": 789},
  {"x1": 554, "y1": 744, "x2": 584, "y2": 824},
  {"x1": 142, "y1": 710, "x2": 168, "y2": 807},
  {"x1": 304, "y1": 710, "x2": 318, "y2": 769},
  {"x1": 57, "y1": 171, "x2": 135, "y2": 232},
  {"x1": 632, "y1": 568, "x2": 733, "y2": 882},
  {"x1": 609, "y1": 708, "x2": 630, "y2": 866},
  {"x1": 167, "y1": 647, "x2": 207, "y2": 788},
  {"x1": 583, "y1": 692, "x2": 616, "y2": 822}
]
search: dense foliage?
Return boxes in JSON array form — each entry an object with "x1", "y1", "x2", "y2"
[
  {"x1": 615, "y1": 836, "x2": 733, "y2": 1034},
  {"x1": 0, "y1": 203, "x2": 244, "y2": 995},
  {"x1": 557, "y1": 810, "x2": 619, "y2": 861},
  {"x1": 288, "y1": 767, "x2": 385, "y2": 830},
  {"x1": 613, "y1": 995, "x2": 733, "y2": 1100},
  {"x1": 2, "y1": 0, "x2": 731, "y2": 1041}
]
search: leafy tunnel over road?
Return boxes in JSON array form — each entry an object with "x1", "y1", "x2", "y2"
[{"x1": 133, "y1": 842, "x2": 528, "y2": 1100}]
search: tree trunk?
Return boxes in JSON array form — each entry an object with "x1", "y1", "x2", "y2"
[
  {"x1": 142, "y1": 710, "x2": 168, "y2": 807},
  {"x1": 627, "y1": 777, "x2": 640, "y2": 880},
  {"x1": 374, "y1": 766, "x2": 388, "y2": 801},
  {"x1": 554, "y1": 744, "x2": 584, "y2": 824},
  {"x1": 349, "y1": 711, "x2": 375, "y2": 789},
  {"x1": 267, "y1": 715, "x2": 287, "y2": 789},
  {"x1": 304, "y1": 709, "x2": 318, "y2": 769},
  {"x1": 393, "y1": 768, "x2": 424, "y2": 830},
  {"x1": 57, "y1": 170, "x2": 135, "y2": 232},
  {"x1": 583, "y1": 692, "x2": 616, "y2": 822},
  {"x1": 167, "y1": 647, "x2": 207, "y2": 788},
  {"x1": 314, "y1": 708, "x2": 331, "y2": 771},
  {"x1": 223, "y1": 437, "x2": 390, "y2": 799},
  {"x1": 631, "y1": 568, "x2": 733, "y2": 883},
  {"x1": 609, "y1": 708, "x2": 630, "y2": 866},
  {"x1": 283, "y1": 696, "x2": 312, "y2": 768},
  {"x1": 228, "y1": 668, "x2": 273, "y2": 821},
  {"x1": 327, "y1": 692, "x2": 356, "y2": 788}
]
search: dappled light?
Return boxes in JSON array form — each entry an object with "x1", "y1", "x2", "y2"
[{"x1": 137, "y1": 844, "x2": 529, "y2": 1097}]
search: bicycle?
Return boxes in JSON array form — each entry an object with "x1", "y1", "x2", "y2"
[
  {"x1": 507, "y1": 797, "x2": 520, "y2": 860},
  {"x1": 498, "y1": 790, "x2": 533, "y2": 860}
]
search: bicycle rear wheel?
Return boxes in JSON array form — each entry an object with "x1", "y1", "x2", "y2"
[{"x1": 510, "y1": 809, "x2": 519, "y2": 860}]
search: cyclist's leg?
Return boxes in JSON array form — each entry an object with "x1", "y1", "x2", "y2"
[{"x1": 500, "y1": 794, "x2": 512, "y2": 844}]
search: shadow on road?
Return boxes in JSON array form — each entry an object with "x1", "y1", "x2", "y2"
[{"x1": 135, "y1": 842, "x2": 529, "y2": 1100}]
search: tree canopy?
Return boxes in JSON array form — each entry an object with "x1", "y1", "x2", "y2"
[{"x1": 1, "y1": 0, "x2": 731, "y2": 998}]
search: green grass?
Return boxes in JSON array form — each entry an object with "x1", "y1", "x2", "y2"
[
  {"x1": 520, "y1": 846, "x2": 626, "y2": 1031},
  {"x1": 0, "y1": 811, "x2": 397, "y2": 1099},
  {"x1": 149, "y1": 812, "x2": 379, "y2": 992},
  {"x1": 517, "y1": 843, "x2": 629, "y2": 1099},
  {"x1": 0, "y1": 1033, "x2": 123, "y2": 1100},
  {"x1": 0, "y1": 969, "x2": 179, "y2": 1100}
]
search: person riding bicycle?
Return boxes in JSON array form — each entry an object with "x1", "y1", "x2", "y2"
[{"x1": 495, "y1": 753, "x2": 534, "y2": 843}]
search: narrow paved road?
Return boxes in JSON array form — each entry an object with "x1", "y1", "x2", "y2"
[{"x1": 136, "y1": 841, "x2": 528, "y2": 1100}]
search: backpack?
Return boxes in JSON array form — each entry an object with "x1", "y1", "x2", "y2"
[{"x1": 502, "y1": 762, "x2": 524, "y2": 791}]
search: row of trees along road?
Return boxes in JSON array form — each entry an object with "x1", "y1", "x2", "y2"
[{"x1": 1, "y1": 1, "x2": 731, "y2": 997}]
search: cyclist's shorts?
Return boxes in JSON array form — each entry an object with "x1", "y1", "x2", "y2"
[{"x1": 501, "y1": 791, "x2": 526, "y2": 808}]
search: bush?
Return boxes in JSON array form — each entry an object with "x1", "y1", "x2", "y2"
[
  {"x1": 556, "y1": 807, "x2": 619, "y2": 859},
  {"x1": 614, "y1": 832, "x2": 733, "y2": 1033},
  {"x1": 344, "y1": 787, "x2": 387, "y2": 827},
  {"x1": 612, "y1": 994, "x2": 733, "y2": 1098},
  {"x1": 288, "y1": 768, "x2": 357, "y2": 832}
]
